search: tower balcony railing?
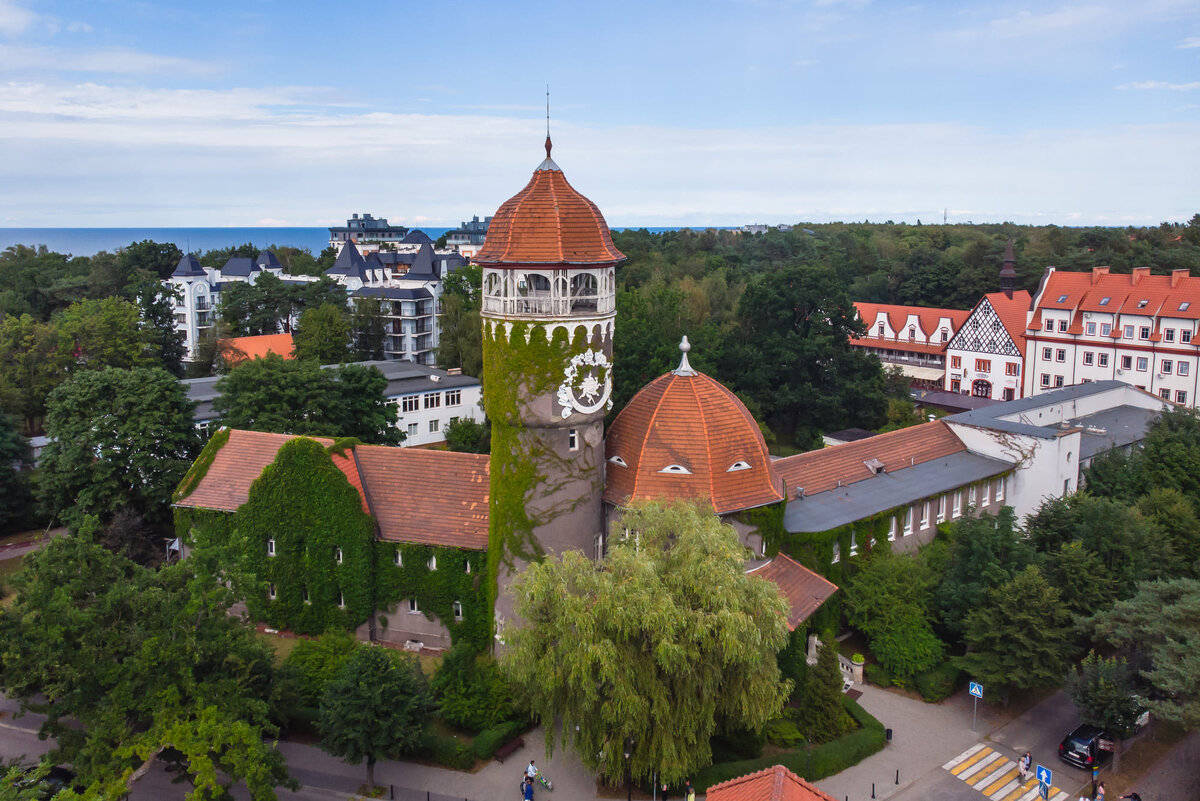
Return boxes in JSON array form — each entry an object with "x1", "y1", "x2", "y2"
[{"x1": 482, "y1": 292, "x2": 614, "y2": 317}]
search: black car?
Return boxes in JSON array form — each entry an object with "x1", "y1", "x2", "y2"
[{"x1": 1058, "y1": 724, "x2": 1112, "y2": 769}]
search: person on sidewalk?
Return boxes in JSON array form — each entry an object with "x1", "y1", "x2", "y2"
[
  {"x1": 685, "y1": 780, "x2": 695, "y2": 801},
  {"x1": 1096, "y1": 781, "x2": 1106, "y2": 801},
  {"x1": 662, "y1": 782, "x2": 669, "y2": 801},
  {"x1": 1018, "y1": 752, "x2": 1031, "y2": 783},
  {"x1": 523, "y1": 776, "x2": 535, "y2": 801}
]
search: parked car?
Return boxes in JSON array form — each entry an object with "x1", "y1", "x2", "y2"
[
  {"x1": 1058, "y1": 724, "x2": 1112, "y2": 769},
  {"x1": 16, "y1": 765, "x2": 78, "y2": 799}
]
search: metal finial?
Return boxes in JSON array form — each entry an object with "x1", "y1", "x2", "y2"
[
  {"x1": 674, "y1": 335, "x2": 697, "y2": 376},
  {"x1": 545, "y1": 85, "x2": 552, "y2": 158}
]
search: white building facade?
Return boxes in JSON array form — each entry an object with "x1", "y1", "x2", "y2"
[{"x1": 944, "y1": 290, "x2": 1031, "y2": 401}]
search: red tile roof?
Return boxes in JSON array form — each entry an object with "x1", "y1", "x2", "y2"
[
  {"x1": 854, "y1": 302, "x2": 970, "y2": 339},
  {"x1": 1035, "y1": 269, "x2": 1200, "y2": 320},
  {"x1": 772, "y1": 421, "x2": 965, "y2": 497},
  {"x1": 982, "y1": 291, "x2": 1032, "y2": 355},
  {"x1": 176, "y1": 430, "x2": 489, "y2": 550},
  {"x1": 354, "y1": 446, "x2": 489, "y2": 549},
  {"x1": 605, "y1": 369, "x2": 783, "y2": 515},
  {"x1": 219, "y1": 333, "x2": 295, "y2": 365},
  {"x1": 748, "y1": 553, "x2": 838, "y2": 630},
  {"x1": 474, "y1": 144, "x2": 625, "y2": 267},
  {"x1": 849, "y1": 337, "x2": 949, "y2": 356},
  {"x1": 707, "y1": 765, "x2": 838, "y2": 801}
]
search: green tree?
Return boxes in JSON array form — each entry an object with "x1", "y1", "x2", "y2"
[
  {"x1": 0, "y1": 413, "x2": 31, "y2": 534},
  {"x1": 283, "y1": 630, "x2": 361, "y2": 708},
  {"x1": 845, "y1": 547, "x2": 944, "y2": 681},
  {"x1": 38, "y1": 367, "x2": 197, "y2": 526},
  {"x1": 431, "y1": 645, "x2": 512, "y2": 732},
  {"x1": 1137, "y1": 488, "x2": 1200, "y2": 575},
  {"x1": 351, "y1": 297, "x2": 385, "y2": 362},
  {"x1": 1081, "y1": 447, "x2": 1145, "y2": 504},
  {"x1": 133, "y1": 279, "x2": 186, "y2": 377},
  {"x1": 1065, "y1": 651, "x2": 1141, "y2": 771},
  {"x1": 436, "y1": 294, "x2": 482, "y2": 376},
  {"x1": 444, "y1": 417, "x2": 490, "y2": 454},
  {"x1": 792, "y1": 636, "x2": 853, "y2": 743},
  {"x1": 0, "y1": 314, "x2": 64, "y2": 433},
  {"x1": 1139, "y1": 407, "x2": 1200, "y2": 501},
  {"x1": 318, "y1": 646, "x2": 432, "y2": 792},
  {"x1": 293, "y1": 303, "x2": 351, "y2": 364},
  {"x1": 442, "y1": 263, "x2": 481, "y2": 302},
  {"x1": 0, "y1": 532, "x2": 294, "y2": 799},
  {"x1": 54, "y1": 296, "x2": 158, "y2": 371},
  {"x1": 502, "y1": 501, "x2": 792, "y2": 785},
  {"x1": 936, "y1": 507, "x2": 1034, "y2": 637},
  {"x1": 1090, "y1": 578, "x2": 1200, "y2": 729},
  {"x1": 959, "y1": 565, "x2": 1075, "y2": 701}
]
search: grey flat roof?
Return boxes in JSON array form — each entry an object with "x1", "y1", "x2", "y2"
[
  {"x1": 183, "y1": 360, "x2": 480, "y2": 422},
  {"x1": 352, "y1": 287, "x2": 432, "y2": 300},
  {"x1": 783, "y1": 450, "x2": 1014, "y2": 533},
  {"x1": 1076, "y1": 406, "x2": 1158, "y2": 460},
  {"x1": 946, "y1": 380, "x2": 1133, "y2": 438},
  {"x1": 911, "y1": 388, "x2": 1000, "y2": 412}
]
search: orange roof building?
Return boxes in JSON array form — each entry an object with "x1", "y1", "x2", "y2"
[
  {"x1": 747, "y1": 554, "x2": 838, "y2": 630},
  {"x1": 944, "y1": 290, "x2": 1032, "y2": 402},
  {"x1": 218, "y1": 333, "x2": 295, "y2": 365},
  {"x1": 707, "y1": 765, "x2": 838, "y2": 801},
  {"x1": 851, "y1": 302, "x2": 971, "y2": 389}
]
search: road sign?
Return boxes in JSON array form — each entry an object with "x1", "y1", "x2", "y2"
[
  {"x1": 1039, "y1": 781, "x2": 1049, "y2": 800},
  {"x1": 969, "y1": 681, "x2": 983, "y2": 699},
  {"x1": 1036, "y1": 765, "x2": 1052, "y2": 786}
]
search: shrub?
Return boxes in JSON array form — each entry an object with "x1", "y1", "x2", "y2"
[
  {"x1": 764, "y1": 717, "x2": 805, "y2": 748},
  {"x1": 420, "y1": 732, "x2": 475, "y2": 770},
  {"x1": 711, "y1": 727, "x2": 764, "y2": 762},
  {"x1": 914, "y1": 661, "x2": 962, "y2": 703},
  {"x1": 431, "y1": 645, "x2": 513, "y2": 733},
  {"x1": 869, "y1": 611, "x2": 944, "y2": 682},
  {"x1": 473, "y1": 719, "x2": 528, "y2": 760},
  {"x1": 865, "y1": 661, "x2": 892, "y2": 688},
  {"x1": 284, "y1": 631, "x2": 360, "y2": 707}
]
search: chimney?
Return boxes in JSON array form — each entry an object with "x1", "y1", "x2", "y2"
[
  {"x1": 1091, "y1": 267, "x2": 1109, "y2": 285},
  {"x1": 1172, "y1": 268, "x2": 1190, "y2": 288},
  {"x1": 1132, "y1": 266, "x2": 1151, "y2": 285}
]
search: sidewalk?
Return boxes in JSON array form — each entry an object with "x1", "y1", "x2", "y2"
[
  {"x1": 816, "y1": 683, "x2": 1003, "y2": 801},
  {"x1": 1133, "y1": 730, "x2": 1200, "y2": 801}
]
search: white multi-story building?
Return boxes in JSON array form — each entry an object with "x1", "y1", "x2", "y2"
[
  {"x1": 944, "y1": 289, "x2": 1031, "y2": 401},
  {"x1": 327, "y1": 212, "x2": 410, "y2": 252},
  {"x1": 1023, "y1": 266, "x2": 1200, "y2": 407},
  {"x1": 851, "y1": 302, "x2": 970, "y2": 389}
]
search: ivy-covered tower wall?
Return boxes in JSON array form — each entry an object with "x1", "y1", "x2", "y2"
[{"x1": 476, "y1": 140, "x2": 624, "y2": 640}]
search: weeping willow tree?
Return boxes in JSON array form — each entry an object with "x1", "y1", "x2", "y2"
[{"x1": 501, "y1": 501, "x2": 792, "y2": 785}]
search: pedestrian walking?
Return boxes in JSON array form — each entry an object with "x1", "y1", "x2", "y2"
[
  {"x1": 685, "y1": 780, "x2": 695, "y2": 801},
  {"x1": 1018, "y1": 752, "x2": 1031, "y2": 783},
  {"x1": 1096, "y1": 781, "x2": 1105, "y2": 801},
  {"x1": 662, "y1": 783, "x2": 669, "y2": 801},
  {"x1": 523, "y1": 776, "x2": 535, "y2": 801}
]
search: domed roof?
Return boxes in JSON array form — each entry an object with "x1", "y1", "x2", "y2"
[
  {"x1": 474, "y1": 138, "x2": 625, "y2": 268},
  {"x1": 605, "y1": 339, "x2": 783, "y2": 515}
]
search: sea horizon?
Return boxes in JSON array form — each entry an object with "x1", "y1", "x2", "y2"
[{"x1": 0, "y1": 225, "x2": 736, "y2": 258}]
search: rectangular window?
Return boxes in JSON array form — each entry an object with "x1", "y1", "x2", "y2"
[
  {"x1": 568, "y1": 429, "x2": 578, "y2": 451},
  {"x1": 1044, "y1": 319, "x2": 1054, "y2": 332},
  {"x1": 401, "y1": 396, "x2": 419, "y2": 413},
  {"x1": 969, "y1": 484, "x2": 977, "y2": 506},
  {"x1": 428, "y1": 555, "x2": 437, "y2": 571},
  {"x1": 1101, "y1": 323, "x2": 1112, "y2": 336},
  {"x1": 1124, "y1": 325, "x2": 1135, "y2": 339},
  {"x1": 445, "y1": 390, "x2": 461, "y2": 406},
  {"x1": 903, "y1": 506, "x2": 913, "y2": 535},
  {"x1": 849, "y1": 532, "x2": 858, "y2": 557},
  {"x1": 937, "y1": 494, "x2": 947, "y2": 523},
  {"x1": 338, "y1": 592, "x2": 345, "y2": 609},
  {"x1": 1041, "y1": 373, "x2": 1051, "y2": 387},
  {"x1": 1160, "y1": 388, "x2": 1171, "y2": 399},
  {"x1": 1180, "y1": 362, "x2": 1191, "y2": 376},
  {"x1": 975, "y1": 359, "x2": 991, "y2": 372},
  {"x1": 408, "y1": 598, "x2": 420, "y2": 614},
  {"x1": 267, "y1": 539, "x2": 276, "y2": 557},
  {"x1": 1083, "y1": 352, "x2": 1094, "y2": 366},
  {"x1": 1177, "y1": 390, "x2": 1189, "y2": 404},
  {"x1": 1059, "y1": 320, "x2": 1068, "y2": 332},
  {"x1": 465, "y1": 559, "x2": 472, "y2": 574},
  {"x1": 1121, "y1": 355, "x2": 1133, "y2": 370},
  {"x1": 407, "y1": 422, "x2": 418, "y2": 437},
  {"x1": 831, "y1": 543, "x2": 840, "y2": 564},
  {"x1": 268, "y1": 583, "x2": 276, "y2": 600},
  {"x1": 1099, "y1": 353, "x2": 1109, "y2": 367},
  {"x1": 1165, "y1": 329, "x2": 1176, "y2": 343},
  {"x1": 996, "y1": 477, "x2": 1005, "y2": 502},
  {"x1": 888, "y1": 516, "x2": 897, "y2": 542},
  {"x1": 951, "y1": 379, "x2": 961, "y2": 392},
  {"x1": 1184, "y1": 330, "x2": 1194, "y2": 344},
  {"x1": 429, "y1": 419, "x2": 439, "y2": 433},
  {"x1": 1162, "y1": 360, "x2": 1173, "y2": 374},
  {"x1": 1006, "y1": 363, "x2": 1019, "y2": 376},
  {"x1": 1042, "y1": 347, "x2": 1052, "y2": 360},
  {"x1": 1137, "y1": 357, "x2": 1149, "y2": 372},
  {"x1": 1056, "y1": 349, "x2": 1066, "y2": 362},
  {"x1": 453, "y1": 600, "x2": 463, "y2": 621},
  {"x1": 982, "y1": 482, "x2": 991, "y2": 506},
  {"x1": 951, "y1": 355, "x2": 961, "y2": 369},
  {"x1": 919, "y1": 502, "x2": 929, "y2": 530},
  {"x1": 1140, "y1": 326, "x2": 1151, "y2": 340},
  {"x1": 424, "y1": 392, "x2": 441, "y2": 409},
  {"x1": 952, "y1": 491, "x2": 962, "y2": 518},
  {"x1": 1086, "y1": 322, "x2": 1096, "y2": 336},
  {"x1": 394, "y1": 549, "x2": 402, "y2": 566},
  {"x1": 1054, "y1": 375, "x2": 1065, "y2": 387},
  {"x1": 303, "y1": 586, "x2": 310, "y2": 605},
  {"x1": 335, "y1": 548, "x2": 343, "y2": 564}
]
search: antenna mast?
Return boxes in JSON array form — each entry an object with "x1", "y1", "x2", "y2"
[{"x1": 546, "y1": 84, "x2": 550, "y2": 137}]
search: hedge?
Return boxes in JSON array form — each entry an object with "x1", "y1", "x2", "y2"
[
  {"x1": 419, "y1": 732, "x2": 476, "y2": 771},
  {"x1": 691, "y1": 695, "x2": 886, "y2": 791},
  {"x1": 473, "y1": 718, "x2": 529, "y2": 760}
]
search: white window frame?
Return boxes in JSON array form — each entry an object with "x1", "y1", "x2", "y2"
[
  {"x1": 982, "y1": 481, "x2": 991, "y2": 506},
  {"x1": 1086, "y1": 322, "x2": 1096, "y2": 336},
  {"x1": 888, "y1": 516, "x2": 898, "y2": 542},
  {"x1": 969, "y1": 484, "x2": 977, "y2": 506},
  {"x1": 1184, "y1": 330, "x2": 1194, "y2": 344},
  {"x1": 335, "y1": 547, "x2": 343, "y2": 564},
  {"x1": 1162, "y1": 359, "x2": 1173, "y2": 374},
  {"x1": 268, "y1": 583, "x2": 276, "y2": 600},
  {"x1": 903, "y1": 506, "x2": 913, "y2": 536},
  {"x1": 1083, "y1": 351, "x2": 1094, "y2": 366},
  {"x1": 445, "y1": 390, "x2": 461, "y2": 406},
  {"x1": 849, "y1": 532, "x2": 858, "y2": 557},
  {"x1": 401, "y1": 396, "x2": 419, "y2": 413},
  {"x1": 408, "y1": 598, "x2": 420, "y2": 614},
  {"x1": 1099, "y1": 353, "x2": 1110, "y2": 367},
  {"x1": 1180, "y1": 362, "x2": 1191, "y2": 376},
  {"x1": 394, "y1": 549, "x2": 402, "y2": 566},
  {"x1": 267, "y1": 538, "x2": 276, "y2": 557},
  {"x1": 338, "y1": 591, "x2": 345, "y2": 609},
  {"x1": 1101, "y1": 323, "x2": 1112, "y2": 336},
  {"x1": 996, "y1": 476, "x2": 1005, "y2": 502},
  {"x1": 1165, "y1": 329, "x2": 1176, "y2": 343},
  {"x1": 1177, "y1": 390, "x2": 1188, "y2": 404},
  {"x1": 831, "y1": 543, "x2": 840, "y2": 563},
  {"x1": 465, "y1": 559, "x2": 472, "y2": 574},
  {"x1": 429, "y1": 419, "x2": 439, "y2": 433},
  {"x1": 952, "y1": 490, "x2": 962, "y2": 518},
  {"x1": 428, "y1": 555, "x2": 437, "y2": 571},
  {"x1": 937, "y1": 494, "x2": 947, "y2": 523},
  {"x1": 919, "y1": 502, "x2": 929, "y2": 530},
  {"x1": 1137, "y1": 357, "x2": 1149, "y2": 372},
  {"x1": 407, "y1": 422, "x2": 419, "y2": 437},
  {"x1": 568, "y1": 429, "x2": 578, "y2": 451},
  {"x1": 423, "y1": 392, "x2": 441, "y2": 409},
  {"x1": 453, "y1": 600, "x2": 463, "y2": 621},
  {"x1": 1042, "y1": 347, "x2": 1052, "y2": 360}
]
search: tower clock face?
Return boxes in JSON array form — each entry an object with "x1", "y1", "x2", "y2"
[{"x1": 556, "y1": 349, "x2": 613, "y2": 418}]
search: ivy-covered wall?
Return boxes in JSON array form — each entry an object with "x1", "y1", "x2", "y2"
[{"x1": 374, "y1": 542, "x2": 489, "y2": 651}]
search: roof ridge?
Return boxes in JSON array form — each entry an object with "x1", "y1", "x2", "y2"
[
  {"x1": 687, "y1": 376, "x2": 717, "y2": 513},
  {"x1": 630, "y1": 373, "x2": 675, "y2": 503},
  {"x1": 547, "y1": 170, "x2": 564, "y2": 262}
]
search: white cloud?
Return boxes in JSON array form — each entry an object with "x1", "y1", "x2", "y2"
[
  {"x1": 0, "y1": 43, "x2": 215, "y2": 75},
  {"x1": 975, "y1": 6, "x2": 1110, "y2": 38},
  {"x1": 1117, "y1": 80, "x2": 1200, "y2": 90},
  {"x1": 1178, "y1": 35, "x2": 1200, "y2": 47},
  {"x1": 0, "y1": 0, "x2": 37, "y2": 37}
]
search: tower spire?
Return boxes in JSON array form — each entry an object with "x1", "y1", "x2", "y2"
[
  {"x1": 674, "y1": 335, "x2": 697, "y2": 376},
  {"x1": 999, "y1": 237, "x2": 1017, "y2": 299},
  {"x1": 545, "y1": 84, "x2": 552, "y2": 159}
]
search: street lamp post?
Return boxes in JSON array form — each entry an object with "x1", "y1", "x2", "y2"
[{"x1": 625, "y1": 738, "x2": 634, "y2": 801}]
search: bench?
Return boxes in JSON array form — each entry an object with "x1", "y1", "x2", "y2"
[{"x1": 494, "y1": 736, "x2": 525, "y2": 763}]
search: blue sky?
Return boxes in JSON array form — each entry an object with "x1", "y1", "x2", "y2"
[{"x1": 0, "y1": 0, "x2": 1197, "y2": 228}]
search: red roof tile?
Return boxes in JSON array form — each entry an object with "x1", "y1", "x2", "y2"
[
  {"x1": 854, "y1": 302, "x2": 970, "y2": 339},
  {"x1": 708, "y1": 765, "x2": 838, "y2": 801},
  {"x1": 748, "y1": 553, "x2": 838, "y2": 630},
  {"x1": 982, "y1": 291, "x2": 1032, "y2": 355},
  {"x1": 219, "y1": 333, "x2": 295, "y2": 364},
  {"x1": 475, "y1": 146, "x2": 625, "y2": 267},
  {"x1": 605, "y1": 369, "x2": 783, "y2": 515},
  {"x1": 772, "y1": 421, "x2": 965, "y2": 497},
  {"x1": 1036, "y1": 269, "x2": 1200, "y2": 320},
  {"x1": 849, "y1": 338, "x2": 948, "y2": 356}
]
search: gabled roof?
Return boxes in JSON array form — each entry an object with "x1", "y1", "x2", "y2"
[
  {"x1": 773, "y1": 420, "x2": 966, "y2": 497},
  {"x1": 747, "y1": 554, "x2": 838, "y2": 630},
  {"x1": 406, "y1": 243, "x2": 437, "y2": 277},
  {"x1": 219, "y1": 333, "x2": 295, "y2": 365},
  {"x1": 707, "y1": 765, "x2": 838, "y2": 801},
  {"x1": 222, "y1": 256, "x2": 260, "y2": 277},
  {"x1": 400, "y1": 230, "x2": 434, "y2": 245},
  {"x1": 256, "y1": 250, "x2": 282, "y2": 270},
  {"x1": 326, "y1": 240, "x2": 369, "y2": 280},
  {"x1": 172, "y1": 253, "x2": 206, "y2": 278},
  {"x1": 979, "y1": 290, "x2": 1032, "y2": 355},
  {"x1": 1034, "y1": 268, "x2": 1200, "y2": 321},
  {"x1": 853, "y1": 302, "x2": 970, "y2": 338},
  {"x1": 176, "y1": 430, "x2": 490, "y2": 550}
]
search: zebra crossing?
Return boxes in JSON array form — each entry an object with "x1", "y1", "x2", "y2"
[{"x1": 942, "y1": 744, "x2": 1070, "y2": 801}]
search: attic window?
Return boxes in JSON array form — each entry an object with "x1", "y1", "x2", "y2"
[
  {"x1": 659, "y1": 464, "x2": 692, "y2": 475},
  {"x1": 863, "y1": 458, "x2": 886, "y2": 475},
  {"x1": 1057, "y1": 294, "x2": 1068, "y2": 303},
  {"x1": 1181, "y1": 302, "x2": 1191, "y2": 311},
  {"x1": 1137, "y1": 299, "x2": 1149, "y2": 309},
  {"x1": 1099, "y1": 297, "x2": 1111, "y2": 306},
  {"x1": 608, "y1": 455, "x2": 628, "y2": 467},
  {"x1": 727, "y1": 461, "x2": 752, "y2": 472}
]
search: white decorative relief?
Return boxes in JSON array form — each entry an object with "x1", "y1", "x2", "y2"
[{"x1": 556, "y1": 349, "x2": 613, "y2": 418}]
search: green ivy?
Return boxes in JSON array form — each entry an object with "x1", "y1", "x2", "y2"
[
  {"x1": 374, "y1": 542, "x2": 489, "y2": 651},
  {"x1": 173, "y1": 428, "x2": 230, "y2": 502}
]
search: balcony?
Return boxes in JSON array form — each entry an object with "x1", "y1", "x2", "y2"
[{"x1": 481, "y1": 292, "x2": 615, "y2": 318}]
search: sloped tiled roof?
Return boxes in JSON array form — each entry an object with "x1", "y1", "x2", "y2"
[
  {"x1": 605, "y1": 367, "x2": 783, "y2": 515},
  {"x1": 222, "y1": 256, "x2": 260, "y2": 277},
  {"x1": 983, "y1": 290, "x2": 1032, "y2": 355},
  {"x1": 327, "y1": 240, "x2": 369, "y2": 279},
  {"x1": 707, "y1": 765, "x2": 838, "y2": 801},
  {"x1": 772, "y1": 420, "x2": 966, "y2": 497},
  {"x1": 176, "y1": 430, "x2": 489, "y2": 549},
  {"x1": 354, "y1": 446, "x2": 489, "y2": 549},
  {"x1": 853, "y1": 302, "x2": 970, "y2": 338},
  {"x1": 748, "y1": 553, "x2": 838, "y2": 630},
  {"x1": 475, "y1": 140, "x2": 625, "y2": 267},
  {"x1": 1035, "y1": 268, "x2": 1200, "y2": 320},
  {"x1": 219, "y1": 333, "x2": 295, "y2": 365}
]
